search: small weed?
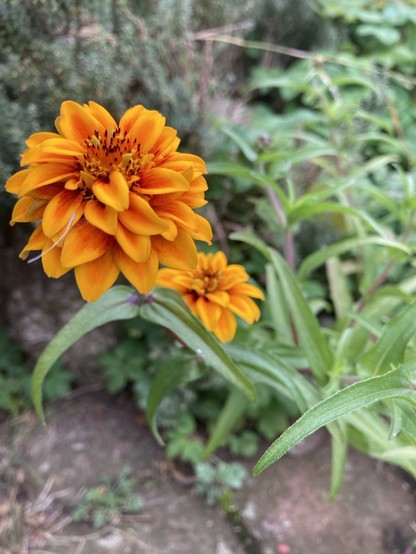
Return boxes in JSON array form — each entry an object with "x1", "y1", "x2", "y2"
[
  {"x1": 71, "y1": 466, "x2": 143, "y2": 528},
  {"x1": 194, "y1": 460, "x2": 248, "y2": 506}
]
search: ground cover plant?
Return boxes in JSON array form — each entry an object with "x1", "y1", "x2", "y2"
[{"x1": 2, "y1": 0, "x2": 416, "y2": 507}]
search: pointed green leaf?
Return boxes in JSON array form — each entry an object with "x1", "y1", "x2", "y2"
[
  {"x1": 298, "y1": 236, "x2": 411, "y2": 281},
  {"x1": 269, "y1": 249, "x2": 334, "y2": 384},
  {"x1": 253, "y1": 365, "x2": 416, "y2": 476},
  {"x1": 140, "y1": 288, "x2": 257, "y2": 402},
  {"x1": 204, "y1": 389, "x2": 249, "y2": 459},
  {"x1": 32, "y1": 286, "x2": 141, "y2": 422},
  {"x1": 146, "y1": 353, "x2": 201, "y2": 445},
  {"x1": 357, "y1": 301, "x2": 416, "y2": 376}
]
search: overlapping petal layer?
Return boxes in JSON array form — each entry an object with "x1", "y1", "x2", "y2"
[
  {"x1": 157, "y1": 251, "x2": 264, "y2": 342},
  {"x1": 6, "y1": 101, "x2": 212, "y2": 301}
]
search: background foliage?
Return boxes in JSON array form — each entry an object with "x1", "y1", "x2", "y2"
[{"x1": 2, "y1": 0, "x2": 416, "y2": 498}]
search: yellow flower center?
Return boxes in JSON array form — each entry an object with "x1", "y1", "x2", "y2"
[
  {"x1": 192, "y1": 267, "x2": 222, "y2": 295},
  {"x1": 79, "y1": 128, "x2": 155, "y2": 190}
]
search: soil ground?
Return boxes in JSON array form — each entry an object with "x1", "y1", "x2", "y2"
[{"x1": 0, "y1": 390, "x2": 415, "y2": 554}]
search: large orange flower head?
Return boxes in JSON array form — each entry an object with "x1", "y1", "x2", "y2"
[
  {"x1": 6, "y1": 101, "x2": 212, "y2": 301},
  {"x1": 156, "y1": 251, "x2": 264, "y2": 342}
]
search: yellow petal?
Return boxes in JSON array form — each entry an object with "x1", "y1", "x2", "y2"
[
  {"x1": 153, "y1": 229, "x2": 197, "y2": 270},
  {"x1": 92, "y1": 172, "x2": 130, "y2": 211},
  {"x1": 157, "y1": 201, "x2": 198, "y2": 232},
  {"x1": 56, "y1": 100, "x2": 105, "y2": 143},
  {"x1": 228, "y1": 295, "x2": 261, "y2": 324},
  {"x1": 61, "y1": 220, "x2": 113, "y2": 268},
  {"x1": 160, "y1": 217, "x2": 178, "y2": 241},
  {"x1": 195, "y1": 296, "x2": 222, "y2": 331},
  {"x1": 118, "y1": 194, "x2": 169, "y2": 235},
  {"x1": 230, "y1": 282, "x2": 265, "y2": 300},
  {"x1": 74, "y1": 250, "x2": 119, "y2": 302},
  {"x1": 214, "y1": 309, "x2": 237, "y2": 343},
  {"x1": 84, "y1": 200, "x2": 118, "y2": 235},
  {"x1": 140, "y1": 167, "x2": 190, "y2": 195},
  {"x1": 115, "y1": 246, "x2": 159, "y2": 293},
  {"x1": 41, "y1": 190, "x2": 84, "y2": 238},
  {"x1": 129, "y1": 110, "x2": 166, "y2": 153},
  {"x1": 115, "y1": 224, "x2": 151, "y2": 262}
]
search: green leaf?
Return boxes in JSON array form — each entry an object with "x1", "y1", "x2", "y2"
[
  {"x1": 222, "y1": 127, "x2": 258, "y2": 162},
  {"x1": 226, "y1": 344, "x2": 319, "y2": 412},
  {"x1": 357, "y1": 301, "x2": 416, "y2": 376},
  {"x1": 269, "y1": 249, "x2": 334, "y2": 384},
  {"x1": 287, "y1": 202, "x2": 385, "y2": 236},
  {"x1": 253, "y1": 364, "x2": 416, "y2": 476},
  {"x1": 298, "y1": 236, "x2": 411, "y2": 281},
  {"x1": 204, "y1": 389, "x2": 249, "y2": 458},
  {"x1": 146, "y1": 353, "x2": 200, "y2": 444},
  {"x1": 140, "y1": 288, "x2": 257, "y2": 402},
  {"x1": 32, "y1": 286, "x2": 141, "y2": 422},
  {"x1": 329, "y1": 424, "x2": 348, "y2": 499},
  {"x1": 265, "y1": 263, "x2": 293, "y2": 343}
]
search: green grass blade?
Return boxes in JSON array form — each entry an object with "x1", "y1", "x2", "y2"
[
  {"x1": 32, "y1": 286, "x2": 141, "y2": 422},
  {"x1": 253, "y1": 364, "x2": 416, "y2": 476}
]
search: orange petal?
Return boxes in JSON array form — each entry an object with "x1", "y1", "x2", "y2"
[
  {"x1": 5, "y1": 169, "x2": 31, "y2": 195},
  {"x1": 19, "y1": 164, "x2": 75, "y2": 196},
  {"x1": 206, "y1": 291, "x2": 230, "y2": 307},
  {"x1": 41, "y1": 190, "x2": 84, "y2": 238},
  {"x1": 156, "y1": 268, "x2": 190, "y2": 293},
  {"x1": 10, "y1": 197, "x2": 46, "y2": 225},
  {"x1": 152, "y1": 126, "x2": 179, "y2": 157},
  {"x1": 119, "y1": 105, "x2": 146, "y2": 133},
  {"x1": 157, "y1": 201, "x2": 198, "y2": 232},
  {"x1": 26, "y1": 132, "x2": 60, "y2": 148},
  {"x1": 214, "y1": 309, "x2": 237, "y2": 342},
  {"x1": 190, "y1": 214, "x2": 212, "y2": 243},
  {"x1": 160, "y1": 217, "x2": 178, "y2": 241},
  {"x1": 86, "y1": 101, "x2": 118, "y2": 130},
  {"x1": 129, "y1": 110, "x2": 166, "y2": 153},
  {"x1": 84, "y1": 200, "x2": 118, "y2": 235},
  {"x1": 118, "y1": 194, "x2": 169, "y2": 235},
  {"x1": 195, "y1": 296, "x2": 222, "y2": 331},
  {"x1": 39, "y1": 138, "x2": 85, "y2": 158},
  {"x1": 74, "y1": 250, "x2": 119, "y2": 302},
  {"x1": 56, "y1": 100, "x2": 105, "y2": 143},
  {"x1": 115, "y1": 224, "x2": 151, "y2": 262},
  {"x1": 220, "y1": 267, "x2": 248, "y2": 290},
  {"x1": 230, "y1": 282, "x2": 265, "y2": 300},
  {"x1": 41, "y1": 242, "x2": 71, "y2": 278},
  {"x1": 152, "y1": 229, "x2": 197, "y2": 270},
  {"x1": 92, "y1": 172, "x2": 130, "y2": 211},
  {"x1": 211, "y1": 251, "x2": 228, "y2": 272},
  {"x1": 228, "y1": 295, "x2": 261, "y2": 323},
  {"x1": 61, "y1": 220, "x2": 113, "y2": 268},
  {"x1": 140, "y1": 168, "x2": 190, "y2": 195},
  {"x1": 19, "y1": 225, "x2": 48, "y2": 259},
  {"x1": 115, "y1": 246, "x2": 159, "y2": 293}
]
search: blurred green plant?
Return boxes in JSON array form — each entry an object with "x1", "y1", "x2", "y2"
[
  {"x1": 71, "y1": 465, "x2": 143, "y2": 528},
  {"x1": 0, "y1": 328, "x2": 73, "y2": 416}
]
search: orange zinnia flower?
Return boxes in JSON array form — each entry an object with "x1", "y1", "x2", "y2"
[
  {"x1": 156, "y1": 251, "x2": 264, "y2": 342},
  {"x1": 6, "y1": 101, "x2": 212, "y2": 301}
]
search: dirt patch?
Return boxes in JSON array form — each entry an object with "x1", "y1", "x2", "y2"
[{"x1": 0, "y1": 391, "x2": 415, "y2": 554}]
